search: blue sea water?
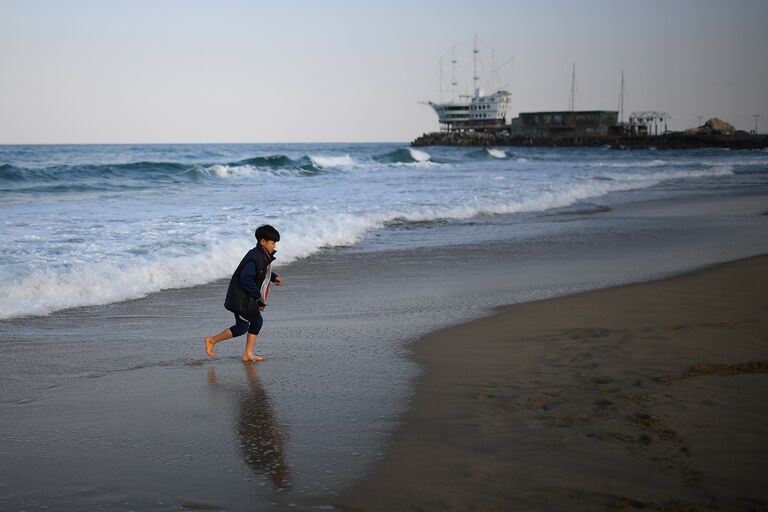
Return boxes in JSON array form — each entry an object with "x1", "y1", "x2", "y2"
[{"x1": 1, "y1": 143, "x2": 767, "y2": 319}]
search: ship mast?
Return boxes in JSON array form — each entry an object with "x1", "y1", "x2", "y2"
[
  {"x1": 618, "y1": 69, "x2": 625, "y2": 124},
  {"x1": 451, "y1": 45, "x2": 458, "y2": 102},
  {"x1": 473, "y1": 34, "x2": 479, "y2": 98},
  {"x1": 439, "y1": 57, "x2": 443, "y2": 102},
  {"x1": 569, "y1": 62, "x2": 576, "y2": 112}
]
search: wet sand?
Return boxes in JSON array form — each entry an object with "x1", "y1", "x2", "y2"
[
  {"x1": 2, "y1": 191, "x2": 767, "y2": 511},
  {"x1": 339, "y1": 256, "x2": 768, "y2": 512}
]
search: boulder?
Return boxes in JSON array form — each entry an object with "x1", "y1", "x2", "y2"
[{"x1": 702, "y1": 117, "x2": 735, "y2": 135}]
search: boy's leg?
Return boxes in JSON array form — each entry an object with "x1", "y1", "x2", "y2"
[
  {"x1": 205, "y1": 329, "x2": 233, "y2": 358},
  {"x1": 206, "y1": 314, "x2": 249, "y2": 358},
  {"x1": 242, "y1": 333, "x2": 265, "y2": 362},
  {"x1": 242, "y1": 312, "x2": 265, "y2": 362}
]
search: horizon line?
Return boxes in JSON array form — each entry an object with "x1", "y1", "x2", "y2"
[{"x1": 0, "y1": 140, "x2": 412, "y2": 146}]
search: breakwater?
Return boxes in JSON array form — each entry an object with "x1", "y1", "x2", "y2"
[{"x1": 412, "y1": 131, "x2": 768, "y2": 150}]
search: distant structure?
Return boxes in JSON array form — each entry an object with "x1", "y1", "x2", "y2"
[
  {"x1": 422, "y1": 45, "x2": 678, "y2": 140},
  {"x1": 509, "y1": 111, "x2": 618, "y2": 137},
  {"x1": 423, "y1": 36, "x2": 511, "y2": 132},
  {"x1": 629, "y1": 111, "x2": 671, "y2": 136}
]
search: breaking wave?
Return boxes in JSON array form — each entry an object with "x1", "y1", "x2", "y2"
[
  {"x1": 373, "y1": 148, "x2": 432, "y2": 164},
  {"x1": 309, "y1": 154, "x2": 356, "y2": 168},
  {"x1": 0, "y1": 161, "x2": 737, "y2": 320},
  {"x1": 581, "y1": 166, "x2": 735, "y2": 182},
  {"x1": 466, "y1": 148, "x2": 508, "y2": 159}
]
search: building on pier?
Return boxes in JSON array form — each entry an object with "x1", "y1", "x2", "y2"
[{"x1": 508, "y1": 111, "x2": 619, "y2": 137}]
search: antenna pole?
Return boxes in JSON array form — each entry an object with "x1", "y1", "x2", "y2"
[{"x1": 473, "y1": 34, "x2": 479, "y2": 98}]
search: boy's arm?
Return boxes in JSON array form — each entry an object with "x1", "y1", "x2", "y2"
[{"x1": 239, "y1": 261, "x2": 262, "y2": 300}]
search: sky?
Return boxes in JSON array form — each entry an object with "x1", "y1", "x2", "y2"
[{"x1": 1, "y1": 0, "x2": 766, "y2": 143}]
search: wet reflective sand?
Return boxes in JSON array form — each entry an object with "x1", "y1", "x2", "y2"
[{"x1": 1, "y1": 191, "x2": 767, "y2": 510}]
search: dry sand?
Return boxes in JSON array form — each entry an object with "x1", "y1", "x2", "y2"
[{"x1": 338, "y1": 256, "x2": 768, "y2": 512}]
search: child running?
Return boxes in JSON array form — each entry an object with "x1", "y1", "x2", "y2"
[{"x1": 205, "y1": 225, "x2": 284, "y2": 362}]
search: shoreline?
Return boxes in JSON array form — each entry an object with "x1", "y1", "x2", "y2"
[{"x1": 335, "y1": 255, "x2": 768, "y2": 511}]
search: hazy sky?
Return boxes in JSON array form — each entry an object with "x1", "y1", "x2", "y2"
[{"x1": 1, "y1": 0, "x2": 766, "y2": 143}]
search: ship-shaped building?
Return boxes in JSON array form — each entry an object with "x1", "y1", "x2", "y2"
[{"x1": 425, "y1": 38, "x2": 511, "y2": 132}]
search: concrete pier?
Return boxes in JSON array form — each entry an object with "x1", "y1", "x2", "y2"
[{"x1": 411, "y1": 131, "x2": 768, "y2": 150}]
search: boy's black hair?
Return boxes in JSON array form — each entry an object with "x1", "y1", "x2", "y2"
[{"x1": 254, "y1": 224, "x2": 280, "y2": 242}]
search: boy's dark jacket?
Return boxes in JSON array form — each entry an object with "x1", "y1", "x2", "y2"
[{"x1": 224, "y1": 246, "x2": 277, "y2": 320}]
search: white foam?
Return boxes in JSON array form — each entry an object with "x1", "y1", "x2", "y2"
[
  {"x1": 198, "y1": 164, "x2": 305, "y2": 179},
  {"x1": 309, "y1": 154, "x2": 355, "y2": 168},
  {"x1": 593, "y1": 166, "x2": 734, "y2": 182},
  {"x1": 0, "y1": 239, "x2": 250, "y2": 319},
  {"x1": 408, "y1": 148, "x2": 431, "y2": 162},
  {"x1": 202, "y1": 164, "x2": 258, "y2": 178},
  {"x1": 0, "y1": 213, "x2": 389, "y2": 320},
  {"x1": 210, "y1": 164, "x2": 238, "y2": 177},
  {"x1": 487, "y1": 148, "x2": 507, "y2": 159},
  {"x1": 593, "y1": 159, "x2": 667, "y2": 168}
]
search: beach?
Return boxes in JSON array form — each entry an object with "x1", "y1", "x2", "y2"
[
  {"x1": 338, "y1": 254, "x2": 768, "y2": 512},
  {"x1": 1, "y1": 144, "x2": 768, "y2": 511}
]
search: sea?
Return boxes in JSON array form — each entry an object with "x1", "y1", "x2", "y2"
[{"x1": 2, "y1": 142, "x2": 767, "y2": 321}]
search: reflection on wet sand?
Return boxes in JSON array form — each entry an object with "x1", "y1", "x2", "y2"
[{"x1": 207, "y1": 365, "x2": 290, "y2": 489}]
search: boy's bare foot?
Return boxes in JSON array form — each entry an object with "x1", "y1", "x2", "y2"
[
  {"x1": 242, "y1": 354, "x2": 266, "y2": 362},
  {"x1": 205, "y1": 337, "x2": 216, "y2": 358}
]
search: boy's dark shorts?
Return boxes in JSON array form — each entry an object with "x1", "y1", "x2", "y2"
[{"x1": 230, "y1": 312, "x2": 263, "y2": 337}]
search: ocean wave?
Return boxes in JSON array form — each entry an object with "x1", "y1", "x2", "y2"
[
  {"x1": 0, "y1": 239, "x2": 251, "y2": 319},
  {"x1": 0, "y1": 214, "x2": 387, "y2": 320},
  {"x1": 465, "y1": 148, "x2": 509, "y2": 159},
  {"x1": 0, "y1": 168, "x2": 701, "y2": 320},
  {"x1": 2, "y1": 143, "x2": 760, "y2": 320},
  {"x1": 309, "y1": 154, "x2": 356, "y2": 168},
  {"x1": 373, "y1": 148, "x2": 432, "y2": 164},
  {"x1": 487, "y1": 148, "x2": 507, "y2": 159},
  {"x1": 592, "y1": 159, "x2": 667, "y2": 168},
  {"x1": 194, "y1": 162, "x2": 321, "y2": 179},
  {"x1": 0, "y1": 161, "x2": 189, "y2": 184},
  {"x1": 231, "y1": 155, "x2": 297, "y2": 168},
  {"x1": 581, "y1": 166, "x2": 735, "y2": 182},
  {"x1": 0, "y1": 154, "x2": 368, "y2": 188}
]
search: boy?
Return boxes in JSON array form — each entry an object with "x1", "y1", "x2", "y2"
[{"x1": 205, "y1": 225, "x2": 284, "y2": 362}]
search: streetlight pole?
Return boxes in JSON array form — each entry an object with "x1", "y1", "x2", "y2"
[{"x1": 754, "y1": 114, "x2": 760, "y2": 133}]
